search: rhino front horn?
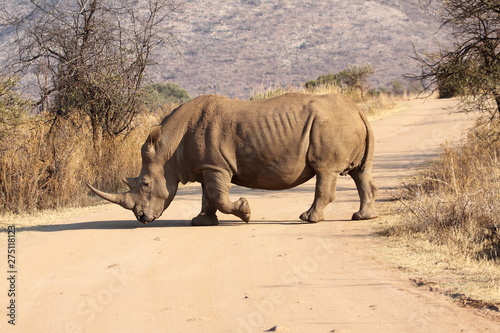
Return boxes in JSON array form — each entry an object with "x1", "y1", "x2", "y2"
[{"x1": 86, "y1": 182, "x2": 134, "y2": 210}]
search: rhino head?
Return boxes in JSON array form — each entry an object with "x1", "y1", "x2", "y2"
[{"x1": 87, "y1": 126, "x2": 179, "y2": 224}]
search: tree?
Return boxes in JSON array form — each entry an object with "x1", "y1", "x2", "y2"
[
  {"x1": 414, "y1": 0, "x2": 500, "y2": 114},
  {"x1": 142, "y1": 82, "x2": 190, "y2": 112},
  {"x1": 2, "y1": 0, "x2": 183, "y2": 139},
  {"x1": 335, "y1": 64, "x2": 375, "y2": 98},
  {"x1": 304, "y1": 73, "x2": 340, "y2": 89},
  {"x1": 305, "y1": 64, "x2": 375, "y2": 98},
  {"x1": 0, "y1": 76, "x2": 30, "y2": 141}
]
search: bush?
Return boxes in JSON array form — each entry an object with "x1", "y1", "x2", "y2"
[
  {"x1": 304, "y1": 74, "x2": 340, "y2": 89},
  {"x1": 436, "y1": 63, "x2": 467, "y2": 99},
  {"x1": 305, "y1": 65, "x2": 375, "y2": 98},
  {"x1": 142, "y1": 83, "x2": 191, "y2": 112}
]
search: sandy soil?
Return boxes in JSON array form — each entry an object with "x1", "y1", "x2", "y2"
[{"x1": 2, "y1": 98, "x2": 498, "y2": 333}]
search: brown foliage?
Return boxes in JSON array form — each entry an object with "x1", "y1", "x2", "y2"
[
  {"x1": 390, "y1": 125, "x2": 500, "y2": 261},
  {"x1": 0, "y1": 110, "x2": 163, "y2": 213}
]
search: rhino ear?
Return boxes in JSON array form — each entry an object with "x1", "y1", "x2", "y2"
[
  {"x1": 122, "y1": 177, "x2": 139, "y2": 190},
  {"x1": 148, "y1": 125, "x2": 162, "y2": 145}
]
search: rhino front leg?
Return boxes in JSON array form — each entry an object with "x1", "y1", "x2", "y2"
[
  {"x1": 192, "y1": 184, "x2": 219, "y2": 226},
  {"x1": 300, "y1": 172, "x2": 338, "y2": 223},
  {"x1": 349, "y1": 168, "x2": 379, "y2": 220},
  {"x1": 201, "y1": 169, "x2": 251, "y2": 223}
]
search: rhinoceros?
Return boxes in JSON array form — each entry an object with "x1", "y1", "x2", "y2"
[{"x1": 88, "y1": 93, "x2": 378, "y2": 225}]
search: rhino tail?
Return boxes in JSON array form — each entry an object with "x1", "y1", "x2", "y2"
[{"x1": 358, "y1": 110, "x2": 375, "y2": 173}]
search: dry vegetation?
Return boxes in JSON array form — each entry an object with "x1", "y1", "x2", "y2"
[
  {"x1": 378, "y1": 118, "x2": 500, "y2": 304},
  {"x1": 384, "y1": 125, "x2": 500, "y2": 260},
  {"x1": 375, "y1": 0, "x2": 500, "y2": 307},
  {"x1": 0, "y1": 102, "x2": 170, "y2": 216}
]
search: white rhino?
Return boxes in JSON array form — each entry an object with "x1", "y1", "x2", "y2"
[{"x1": 88, "y1": 93, "x2": 378, "y2": 225}]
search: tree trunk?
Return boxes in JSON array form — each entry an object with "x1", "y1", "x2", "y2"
[{"x1": 495, "y1": 93, "x2": 500, "y2": 115}]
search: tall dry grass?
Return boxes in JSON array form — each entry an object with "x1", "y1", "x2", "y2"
[
  {"x1": 0, "y1": 109, "x2": 165, "y2": 214},
  {"x1": 385, "y1": 125, "x2": 500, "y2": 261}
]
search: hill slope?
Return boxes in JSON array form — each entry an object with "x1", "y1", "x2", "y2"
[
  {"x1": 154, "y1": 0, "x2": 443, "y2": 98},
  {"x1": 0, "y1": 0, "x2": 443, "y2": 99}
]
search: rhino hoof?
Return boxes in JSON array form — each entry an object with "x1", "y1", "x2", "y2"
[
  {"x1": 191, "y1": 214, "x2": 219, "y2": 226},
  {"x1": 300, "y1": 211, "x2": 323, "y2": 223},
  {"x1": 238, "y1": 211, "x2": 251, "y2": 223},
  {"x1": 351, "y1": 211, "x2": 379, "y2": 220}
]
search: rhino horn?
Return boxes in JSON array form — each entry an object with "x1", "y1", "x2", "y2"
[{"x1": 86, "y1": 182, "x2": 134, "y2": 210}]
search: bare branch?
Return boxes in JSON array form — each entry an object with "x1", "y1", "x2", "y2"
[
  {"x1": 414, "y1": 0, "x2": 500, "y2": 119},
  {"x1": 2, "y1": 0, "x2": 184, "y2": 138}
]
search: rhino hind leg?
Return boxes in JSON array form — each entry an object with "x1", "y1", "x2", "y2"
[
  {"x1": 300, "y1": 172, "x2": 338, "y2": 223},
  {"x1": 349, "y1": 168, "x2": 379, "y2": 220},
  {"x1": 200, "y1": 170, "x2": 251, "y2": 223}
]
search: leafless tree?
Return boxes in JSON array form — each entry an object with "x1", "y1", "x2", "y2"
[
  {"x1": 2, "y1": 0, "x2": 183, "y2": 139},
  {"x1": 414, "y1": 0, "x2": 500, "y2": 117}
]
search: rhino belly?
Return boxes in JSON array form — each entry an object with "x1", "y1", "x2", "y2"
[{"x1": 232, "y1": 154, "x2": 315, "y2": 190}]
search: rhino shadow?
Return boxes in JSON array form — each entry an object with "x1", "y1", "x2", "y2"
[
  {"x1": 11, "y1": 219, "x2": 191, "y2": 232},
  {"x1": 11, "y1": 218, "x2": 313, "y2": 233}
]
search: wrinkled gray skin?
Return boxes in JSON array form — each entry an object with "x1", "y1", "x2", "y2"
[{"x1": 88, "y1": 93, "x2": 378, "y2": 225}]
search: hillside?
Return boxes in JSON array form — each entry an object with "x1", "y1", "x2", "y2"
[
  {"x1": 153, "y1": 0, "x2": 444, "y2": 98},
  {"x1": 0, "y1": 0, "x2": 444, "y2": 99}
]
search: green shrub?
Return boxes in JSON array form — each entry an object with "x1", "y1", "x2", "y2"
[{"x1": 142, "y1": 83, "x2": 190, "y2": 111}]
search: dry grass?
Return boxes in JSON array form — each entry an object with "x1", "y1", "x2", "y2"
[
  {"x1": 0, "y1": 109, "x2": 167, "y2": 214},
  {"x1": 384, "y1": 132, "x2": 500, "y2": 261},
  {"x1": 378, "y1": 121, "x2": 500, "y2": 304},
  {"x1": 376, "y1": 219, "x2": 500, "y2": 304}
]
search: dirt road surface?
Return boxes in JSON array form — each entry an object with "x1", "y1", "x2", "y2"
[{"x1": 2, "y1": 98, "x2": 499, "y2": 332}]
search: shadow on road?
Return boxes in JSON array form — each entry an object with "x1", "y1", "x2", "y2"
[{"x1": 11, "y1": 218, "x2": 319, "y2": 232}]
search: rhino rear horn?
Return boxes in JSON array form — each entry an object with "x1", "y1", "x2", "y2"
[{"x1": 86, "y1": 182, "x2": 134, "y2": 210}]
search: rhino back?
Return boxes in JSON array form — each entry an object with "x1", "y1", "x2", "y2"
[{"x1": 178, "y1": 94, "x2": 366, "y2": 189}]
